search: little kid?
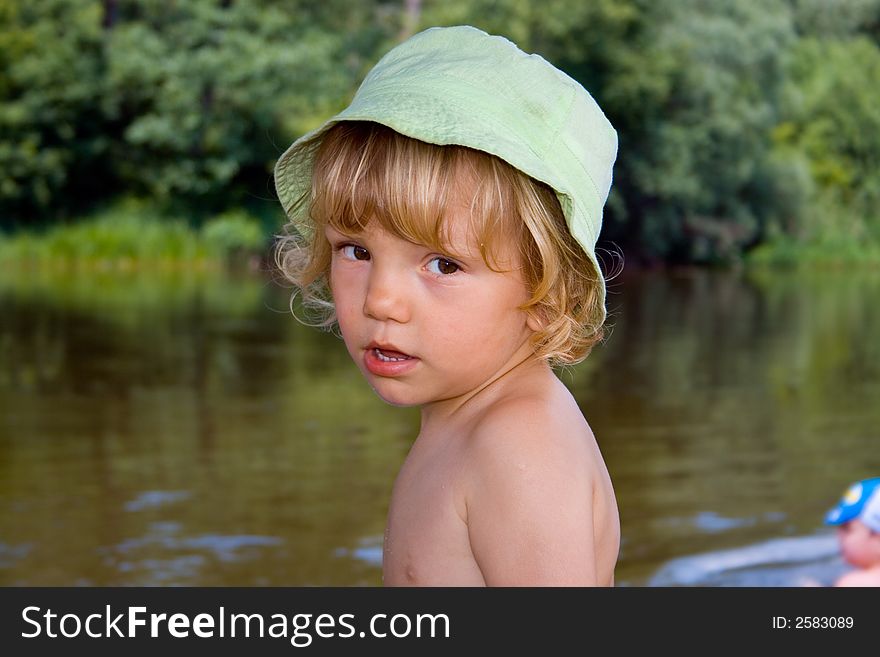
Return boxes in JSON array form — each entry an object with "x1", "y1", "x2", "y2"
[
  {"x1": 274, "y1": 26, "x2": 619, "y2": 585},
  {"x1": 824, "y1": 477, "x2": 880, "y2": 586}
]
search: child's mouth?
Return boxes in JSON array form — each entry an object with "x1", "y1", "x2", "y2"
[
  {"x1": 364, "y1": 346, "x2": 419, "y2": 377},
  {"x1": 374, "y1": 348, "x2": 413, "y2": 362}
]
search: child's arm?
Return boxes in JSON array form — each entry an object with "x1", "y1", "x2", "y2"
[{"x1": 463, "y1": 400, "x2": 602, "y2": 586}]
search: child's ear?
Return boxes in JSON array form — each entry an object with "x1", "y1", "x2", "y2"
[{"x1": 526, "y1": 310, "x2": 544, "y2": 333}]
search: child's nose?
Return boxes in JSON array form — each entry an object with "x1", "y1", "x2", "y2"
[{"x1": 363, "y1": 266, "x2": 411, "y2": 324}]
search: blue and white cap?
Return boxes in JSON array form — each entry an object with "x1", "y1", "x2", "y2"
[{"x1": 825, "y1": 477, "x2": 880, "y2": 532}]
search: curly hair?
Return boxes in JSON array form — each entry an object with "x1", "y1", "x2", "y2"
[{"x1": 274, "y1": 121, "x2": 606, "y2": 366}]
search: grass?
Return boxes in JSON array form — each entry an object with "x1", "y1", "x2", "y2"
[
  {"x1": 0, "y1": 200, "x2": 268, "y2": 272},
  {"x1": 746, "y1": 238, "x2": 880, "y2": 268}
]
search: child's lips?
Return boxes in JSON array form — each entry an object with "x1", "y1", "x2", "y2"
[{"x1": 363, "y1": 343, "x2": 419, "y2": 376}]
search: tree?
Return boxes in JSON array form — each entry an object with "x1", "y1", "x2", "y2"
[
  {"x1": 0, "y1": 0, "x2": 398, "y2": 225},
  {"x1": 0, "y1": 0, "x2": 107, "y2": 225},
  {"x1": 774, "y1": 36, "x2": 880, "y2": 244},
  {"x1": 599, "y1": 0, "x2": 797, "y2": 263}
]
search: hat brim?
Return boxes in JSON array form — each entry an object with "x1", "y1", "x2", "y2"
[{"x1": 824, "y1": 505, "x2": 859, "y2": 526}]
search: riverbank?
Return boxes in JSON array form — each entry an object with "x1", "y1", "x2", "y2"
[
  {"x1": 0, "y1": 200, "x2": 269, "y2": 272},
  {"x1": 746, "y1": 239, "x2": 880, "y2": 268},
  {"x1": 4, "y1": 201, "x2": 879, "y2": 272}
]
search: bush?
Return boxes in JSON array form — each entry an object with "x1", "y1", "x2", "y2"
[
  {"x1": 0, "y1": 199, "x2": 269, "y2": 271},
  {"x1": 201, "y1": 210, "x2": 265, "y2": 261}
]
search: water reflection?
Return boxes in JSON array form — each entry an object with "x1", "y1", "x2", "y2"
[
  {"x1": 0, "y1": 267, "x2": 878, "y2": 585},
  {"x1": 588, "y1": 268, "x2": 880, "y2": 585},
  {"x1": 0, "y1": 269, "x2": 413, "y2": 586}
]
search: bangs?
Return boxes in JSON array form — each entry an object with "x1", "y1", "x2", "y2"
[
  {"x1": 276, "y1": 120, "x2": 605, "y2": 366},
  {"x1": 309, "y1": 121, "x2": 520, "y2": 267}
]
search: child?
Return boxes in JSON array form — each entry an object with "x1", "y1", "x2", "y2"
[
  {"x1": 824, "y1": 477, "x2": 880, "y2": 586},
  {"x1": 274, "y1": 26, "x2": 619, "y2": 586}
]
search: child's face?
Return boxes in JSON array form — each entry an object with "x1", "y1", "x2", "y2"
[
  {"x1": 324, "y1": 202, "x2": 538, "y2": 408},
  {"x1": 836, "y1": 520, "x2": 880, "y2": 568}
]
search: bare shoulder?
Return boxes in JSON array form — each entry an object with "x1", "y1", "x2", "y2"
[
  {"x1": 835, "y1": 568, "x2": 880, "y2": 587},
  {"x1": 460, "y1": 380, "x2": 619, "y2": 586},
  {"x1": 464, "y1": 377, "x2": 608, "y2": 484}
]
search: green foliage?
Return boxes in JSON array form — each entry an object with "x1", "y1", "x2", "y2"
[
  {"x1": 789, "y1": 0, "x2": 880, "y2": 37},
  {"x1": 202, "y1": 209, "x2": 266, "y2": 259},
  {"x1": 747, "y1": 237, "x2": 880, "y2": 268},
  {"x1": 0, "y1": 200, "x2": 202, "y2": 268},
  {"x1": 0, "y1": 198, "x2": 264, "y2": 270},
  {"x1": 0, "y1": 0, "x2": 107, "y2": 220},
  {"x1": 595, "y1": 0, "x2": 797, "y2": 263},
  {"x1": 0, "y1": 0, "x2": 376, "y2": 224},
  {"x1": 2, "y1": 0, "x2": 880, "y2": 264},
  {"x1": 773, "y1": 36, "x2": 880, "y2": 245},
  {"x1": 102, "y1": 0, "x2": 354, "y2": 206}
]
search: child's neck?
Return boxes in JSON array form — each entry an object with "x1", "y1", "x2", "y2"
[{"x1": 418, "y1": 346, "x2": 551, "y2": 433}]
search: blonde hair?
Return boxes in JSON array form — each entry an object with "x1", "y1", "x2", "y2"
[{"x1": 274, "y1": 121, "x2": 605, "y2": 366}]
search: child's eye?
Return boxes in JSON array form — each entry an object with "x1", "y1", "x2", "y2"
[
  {"x1": 426, "y1": 257, "x2": 461, "y2": 276},
  {"x1": 339, "y1": 244, "x2": 370, "y2": 261}
]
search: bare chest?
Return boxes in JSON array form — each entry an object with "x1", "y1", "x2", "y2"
[{"x1": 382, "y1": 443, "x2": 484, "y2": 586}]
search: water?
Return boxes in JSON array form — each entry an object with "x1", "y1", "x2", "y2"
[{"x1": 1, "y1": 266, "x2": 878, "y2": 586}]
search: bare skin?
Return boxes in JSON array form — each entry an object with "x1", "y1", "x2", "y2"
[
  {"x1": 383, "y1": 354, "x2": 619, "y2": 586},
  {"x1": 834, "y1": 567, "x2": 880, "y2": 586},
  {"x1": 833, "y1": 521, "x2": 880, "y2": 587}
]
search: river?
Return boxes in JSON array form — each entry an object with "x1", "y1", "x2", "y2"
[{"x1": 1, "y1": 266, "x2": 878, "y2": 585}]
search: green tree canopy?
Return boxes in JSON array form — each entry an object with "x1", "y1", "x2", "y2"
[{"x1": 3, "y1": 0, "x2": 880, "y2": 264}]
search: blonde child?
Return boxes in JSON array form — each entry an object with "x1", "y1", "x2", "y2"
[
  {"x1": 824, "y1": 477, "x2": 880, "y2": 586},
  {"x1": 274, "y1": 26, "x2": 619, "y2": 586}
]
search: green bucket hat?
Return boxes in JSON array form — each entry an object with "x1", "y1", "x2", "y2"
[{"x1": 274, "y1": 25, "x2": 617, "y2": 322}]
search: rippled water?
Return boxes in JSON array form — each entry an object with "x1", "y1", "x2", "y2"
[{"x1": 1, "y1": 267, "x2": 878, "y2": 586}]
